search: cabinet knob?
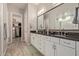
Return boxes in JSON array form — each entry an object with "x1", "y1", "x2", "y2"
[{"x1": 53, "y1": 45, "x2": 56, "y2": 49}]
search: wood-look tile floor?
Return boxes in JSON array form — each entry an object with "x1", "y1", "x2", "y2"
[{"x1": 5, "y1": 38, "x2": 43, "y2": 56}]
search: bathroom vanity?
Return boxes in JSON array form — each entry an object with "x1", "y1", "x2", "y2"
[{"x1": 30, "y1": 31, "x2": 79, "y2": 56}]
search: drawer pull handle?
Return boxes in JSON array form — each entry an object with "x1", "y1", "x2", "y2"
[{"x1": 64, "y1": 41, "x2": 70, "y2": 45}]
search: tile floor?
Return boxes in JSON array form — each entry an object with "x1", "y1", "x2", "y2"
[{"x1": 5, "y1": 38, "x2": 43, "y2": 56}]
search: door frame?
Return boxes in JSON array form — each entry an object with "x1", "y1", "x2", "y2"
[{"x1": 10, "y1": 12, "x2": 23, "y2": 43}]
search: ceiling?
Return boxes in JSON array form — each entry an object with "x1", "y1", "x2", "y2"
[
  {"x1": 31, "y1": 3, "x2": 61, "y2": 11},
  {"x1": 8, "y1": 3, "x2": 27, "y2": 10},
  {"x1": 7, "y1": 3, "x2": 61, "y2": 14},
  {"x1": 8, "y1": 3, "x2": 60, "y2": 10},
  {"x1": 30, "y1": 3, "x2": 61, "y2": 15}
]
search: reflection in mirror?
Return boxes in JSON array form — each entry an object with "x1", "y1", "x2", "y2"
[
  {"x1": 37, "y1": 15, "x2": 45, "y2": 30},
  {"x1": 57, "y1": 12, "x2": 74, "y2": 23}
]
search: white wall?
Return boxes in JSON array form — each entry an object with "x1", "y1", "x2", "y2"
[
  {"x1": 0, "y1": 3, "x2": 8, "y2": 55},
  {"x1": 37, "y1": 3, "x2": 61, "y2": 16},
  {"x1": 0, "y1": 3, "x2": 3, "y2": 56},
  {"x1": 24, "y1": 5, "x2": 28, "y2": 43},
  {"x1": 28, "y1": 4, "x2": 38, "y2": 44},
  {"x1": 24, "y1": 4, "x2": 38, "y2": 44},
  {"x1": 28, "y1": 4, "x2": 38, "y2": 31},
  {"x1": 8, "y1": 5, "x2": 24, "y2": 14}
]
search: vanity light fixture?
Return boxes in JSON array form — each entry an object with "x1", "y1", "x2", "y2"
[
  {"x1": 64, "y1": 12, "x2": 68, "y2": 16},
  {"x1": 58, "y1": 18, "x2": 63, "y2": 22},
  {"x1": 52, "y1": 3, "x2": 61, "y2": 6},
  {"x1": 38, "y1": 8, "x2": 45, "y2": 15},
  {"x1": 64, "y1": 16, "x2": 71, "y2": 21},
  {"x1": 58, "y1": 16, "x2": 70, "y2": 22},
  {"x1": 58, "y1": 12, "x2": 73, "y2": 22}
]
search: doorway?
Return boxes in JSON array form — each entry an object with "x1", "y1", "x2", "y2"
[{"x1": 11, "y1": 12, "x2": 23, "y2": 43}]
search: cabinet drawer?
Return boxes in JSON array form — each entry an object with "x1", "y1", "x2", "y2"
[
  {"x1": 51, "y1": 37, "x2": 60, "y2": 43},
  {"x1": 60, "y1": 39, "x2": 75, "y2": 48},
  {"x1": 31, "y1": 33, "x2": 36, "y2": 36}
]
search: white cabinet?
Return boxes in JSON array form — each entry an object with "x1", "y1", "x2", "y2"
[
  {"x1": 35, "y1": 34, "x2": 41, "y2": 50},
  {"x1": 50, "y1": 37, "x2": 60, "y2": 43},
  {"x1": 50, "y1": 43, "x2": 55, "y2": 56},
  {"x1": 31, "y1": 33, "x2": 38, "y2": 48},
  {"x1": 44, "y1": 36, "x2": 60, "y2": 56},
  {"x1": 31, "y1": 33, "x2": 33, "y2": 44},
  {"x1": 31, "y1": 33, "x2": 45, "y2": 55},
  {"x1": 31, "y1": 33, "x2": 77, "y2": 56},
  {"x1": 56, "y1": 44, "x2": 75, "y2": 56},
  {"x1": 56, "y1": 39, "x2": 75, "y2": 56},
  {"x1": 50, "y1": 37, "x2": 60, "y2": 56},
  {"x1": 31, "y1": 33, "x2": 35, "y2": 47},
  {"x1": 60, "y1": 39, "x2": 75, "y2": 48},
  {"x1": 44, "y1": 36, "x2": 51, "y2": 56},
  {"x1": 40, "y1": 35, "x2": 45, "y2": 55}
]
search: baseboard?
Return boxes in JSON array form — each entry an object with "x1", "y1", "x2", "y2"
[
  {"x1": 31, "y1": 44, "x2": 44, "y2": 56},
  {"x1": 3, "y1": 44, "x2": 8, "y2": 56}
]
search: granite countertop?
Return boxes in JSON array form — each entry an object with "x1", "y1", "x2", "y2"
[
  {"x1": 30, "y1": 31, "x2": 79, "y2": 41},
  {"x1": 50, "y1": 35, "x2": 79, "y2": 41}
]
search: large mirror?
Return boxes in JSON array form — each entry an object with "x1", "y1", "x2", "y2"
[
  {"x1": 37, "y1": 3, "x2": 79, "y2": 33},
  {"x1": 37, "y1": 15, "x2": 45, "y2": 30},
  {"x1": 49, "y1": 3, "x2": 79, "y2": 30}
]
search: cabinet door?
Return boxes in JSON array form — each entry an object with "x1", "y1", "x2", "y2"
[
  {"x1": 31, "y1": 35, "x2": 33, "y2": 45},
  {"x1": 36, "y1": 35, "x2": 41, "y2": 51},
  {"x1": 34, "y1": 34, "x2": 38, "y2": 49},
  {"x1": 44, "y1": 36, "x2": 51, "y2": 56},
  {"x1": 32, "y1": 34, "x2": 37, "y2": 48},
  {"x1": 39, "y1": 35, "x2": 45, "y2": 55},
  {"x1": 50, "y1": 43, "x2": 55, "y2": 56},
  {"x1": 76, "y1": 42, "x2": 79, "y2": 56},
  {"x1": 31, "y1": 34, "x2": 35, "y2": 45},
  {"x1": 36, "y1": 34, "x2": 40, "y2": 48},
  {"x1": 56, "y1": 44, "x2": 75, "y2": 56},
  {"x1": 44, "y1": 37, "x2": 48, "y2": 56}
]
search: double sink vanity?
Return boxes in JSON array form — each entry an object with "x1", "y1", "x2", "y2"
[{"x1": 31, "y1": 30, "x2": 79, "y2": 56}]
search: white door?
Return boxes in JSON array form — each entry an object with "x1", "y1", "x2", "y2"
[
  {"x1": 3, "y1": 3, "x2": 9, "y2": 55},
  {"x1": 0, "y1": 3, "x2": 8, "y2": 55}
]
